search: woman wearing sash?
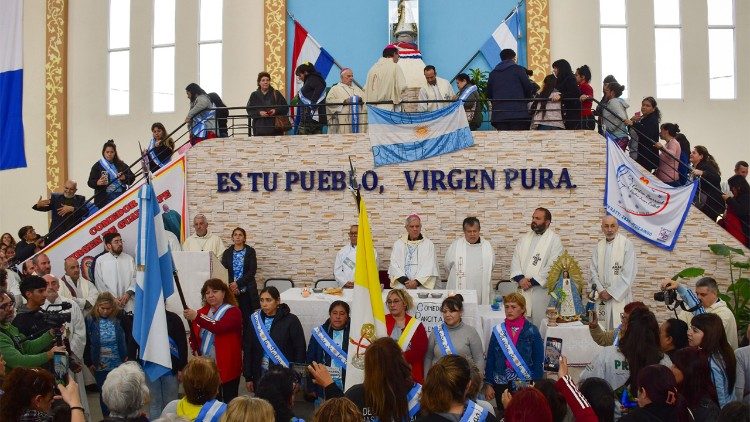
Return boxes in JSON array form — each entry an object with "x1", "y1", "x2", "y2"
[
  {"x1": 244, "y1": 286, "x2": 306, "y2": 394},
  {"x1": 483, "y1": 292, "x2": 543, "y2": 412},
  {"x1": 386, "y1": 289, "x2": 429, "y2": 384},
  {"x1": 87, "y1": 140, "x2": 135, "y2": 209},
  {"x1": 220, "y1": 227, "x2": 260, "y2": 327},
  {"x1": 688, "y1": 313, "x2": 737, "y2": 407},
  {"x1": 305, "y1": 300, "x2": 350, "y2": 404},
  {"x1": 184, "y1": 278, "x2": 243, "y2": 403},
  {"x1": 145, "y1": 122, "x2": 174, "y2": 173},
  {"x1": 160, "y1": 356, "x2": 227, "y2": 422},
  {"x1": 424, "y1": 294, "x2": 484, "y2": 377},
  {"x1": 418, "y1": 354, "x2": 497, "y2": 421},
  {"x1": 185, "y1": 82, "x2": 217, "y2": 146}
]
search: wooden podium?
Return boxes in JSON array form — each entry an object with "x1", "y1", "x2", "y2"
[{"x1": 166, "y1": 251, "x2": 228, "y2": 320}]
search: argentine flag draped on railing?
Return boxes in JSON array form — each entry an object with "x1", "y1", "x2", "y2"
[
  {"x1": 0, "y1": 0, "x2": 27, "y2": 170},
  {"x1": 604, "y1": 135, "x2": 698, "y2": 250},
  {"x1": 367, "y1": 101, "x2": 474, "y2": 167},
  {"x1": 134, "y1": 182, "x2": 175, "y2": 381}
]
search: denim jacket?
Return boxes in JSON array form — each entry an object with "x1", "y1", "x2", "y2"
[
  {"x1": 484, "y1": 319, "x2": 544, "y2": 384},
  {"x1": 84, "y1": 315, "x2": 128, "y2": 368}
]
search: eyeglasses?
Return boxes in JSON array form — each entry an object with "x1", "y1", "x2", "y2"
[
  {"x1": 348, "y1": 232, "x2": 358, "y2": 236},
  {"x1": 386, "y1": 299, "x2": 402, "y2": 305},
  {"x1": 0, "y1": 300, "x2": 14, "y2": 310}
]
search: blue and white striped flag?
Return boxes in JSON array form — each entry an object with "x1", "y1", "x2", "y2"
[
  {"x1": 367, "y1": 101, "x2": 474, "y2": 167},
  {"x1": 133, "y1": 182, "x2": 175, "y2": 381},
  {"x1": 0, "y1": 0, "x2": 27, "y2": 170},
  {"x1": 480, "y1": 3, "x2": 526, "y2": 68}
]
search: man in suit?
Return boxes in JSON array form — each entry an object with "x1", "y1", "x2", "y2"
[{"x1": 32, "y1": 180, "x2": 87, "y2": 242}]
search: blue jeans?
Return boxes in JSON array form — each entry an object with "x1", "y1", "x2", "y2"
[
  {"x1": 147, "y1": 373, "x2": 180, "y2": 418},
  {"x1": 95, "y1": 370, "x2": 111, "y2": 416}
]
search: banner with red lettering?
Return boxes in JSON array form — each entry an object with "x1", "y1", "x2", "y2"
[{"x1": 39, "y1": 156, "x2": 187, "y2": 277}]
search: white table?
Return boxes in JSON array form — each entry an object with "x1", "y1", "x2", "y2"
[
  {"x1": 280, "y1": 288, "x2": 481, "y2": 342},
  {"x1": 478, "y1": 305, "x2": 506, "y2": 348},
  {"x1": 539, "y1": 318, "x2": 603, "y2": 367}
]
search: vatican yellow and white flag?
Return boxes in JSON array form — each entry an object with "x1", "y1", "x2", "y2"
[{"x1": 345, "y1": 197, "x2": 387, "y2": 389}]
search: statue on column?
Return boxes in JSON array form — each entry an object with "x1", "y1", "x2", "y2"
[{"x1": 390, "y1": 0, "x2": 428, "y2": 90}]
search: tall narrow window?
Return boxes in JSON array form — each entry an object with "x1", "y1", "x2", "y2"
[
  {"x1": 109, "y1": 0, "x2": 130, "y2": 115},
  {"x1": 654, "y1": 0, "x2": 682, "y2": 99},
  {"x1": 199, "y1": 0, "x2": 222, "y2": 96},
  {"x1": 708, "y1": 0, "x2": 735, "y2": 99},
  {"x1": 599, "y1": 0, "x2": 628, "y2": 97},
  {"x1": 153, "y1": 0, "x2": 175, "y2": 112}
]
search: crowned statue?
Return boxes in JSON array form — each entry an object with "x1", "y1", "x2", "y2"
[
  {"x1": 390, "y1": 0, "x2": 428, "y2": 89},
  {"x1": 545, "y1": 251, "x2": 585, "y2": 322}
]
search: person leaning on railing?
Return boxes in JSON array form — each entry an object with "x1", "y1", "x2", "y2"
[
  {"x1": 246, "y1": 72, "x2": 289, "y2": 137},
  {"x1": 690, "y1": 145, "x2": 725, "y2": 222}
]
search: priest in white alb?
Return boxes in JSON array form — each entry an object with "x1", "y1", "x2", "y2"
[
  {"x1": 388, "y1": 214, "x2": 440, "y2": 289},
  {"x1": 417, "y1": 65, "x2": 455, "y2": 112},
  {"x1": 444, "y1": 217, "x2": 495, "y2": 304},
  {"x1": 95, "y1": 232, "x2": 137, "y2": 312},
  {"x1": 326, "y1": 68, "x2": 367, "y2": 134},
  {"x1": 182, "y1": 213, "x2": 225, "y2": 258},
  {"x1": 364, "y1": 45, "x2": 407, "y2": 111},
  {"x1": 333, "y1": 224, "x2": 377, "y2": 288},
  {"x1": 589, "y1": 215, "x2": 636, "y2": 330},
  {"x1": 510, "y1": 207, "x2": 564, "y2": 327},
  {"x1": 59, "y1": 257, "x2": 99, "y2": 315}
]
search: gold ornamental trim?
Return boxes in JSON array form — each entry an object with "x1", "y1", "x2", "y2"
[
  {"x1": 526, "y1": 0, "x2": 550, "y2": 86},
  {"x1": 264, "y1": 0, "x2": 287, "y2": 95},
  {"x1": 45, "y1": 0, "x2": 68, "y2": 193}
]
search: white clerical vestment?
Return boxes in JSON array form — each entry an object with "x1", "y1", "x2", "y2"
[
  {"x1": 510, "y1": 229, "x2": 564, "y2": 327},
  {"x1": 333, "y1": 244, "x2": 377, "y2": 287},
  {"x1": 94, "y1": 252, "x2": 136, "y2": 311},
  {"x1": 417, "y1": 77, "x2": 455, "y2": 112},
  {"x1": 182, "y1": 232, "x2": 224, "y2": 258},
  {"x1": 589, "y1": 233, "x2": 636, "y2": 330},
  {"x1": 59, "y1": 274, "x2": 99, "y2": 314},
  {"x1": 364, "y1": 58, "x2": 407, "y2": 111},
  {"x1": 44, "y1": 296, "x2": 90, "y2": 416},
  {"x1": 388, "y1": 235, "x2": 440, "y2": 289},
  {"x1": 326, "y1": 83, "x2": 367, "y2": 134},
  {"x1": 444, "y1": 237, "x2": 495, "y2": 304}
]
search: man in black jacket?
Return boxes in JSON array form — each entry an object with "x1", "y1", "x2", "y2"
[
  {"x1": 486, "y1": 49, "x2": 536, "y2": 131},
  {"x1": 32, "y1": 180, "x2": 87, "y2": 242}
]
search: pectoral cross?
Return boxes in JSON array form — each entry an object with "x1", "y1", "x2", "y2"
[
  {"x1": 532, "y1": 253, "x2": 542, "y2": 266},
  {"x1": 612, "y1": 262, "x2": 622, "y2": 275}
]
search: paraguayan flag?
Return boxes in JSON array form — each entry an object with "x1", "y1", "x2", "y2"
[
  {"x1": 133, "y1": 182, "x2": 175, "y2": 381},
  {"x1": 367, "y1": 101, "x2": 474, "y2": 167}
]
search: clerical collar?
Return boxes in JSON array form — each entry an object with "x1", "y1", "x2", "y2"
[
  {"x1": 469, "y1": 238, "x2": 481, "y2": 245},
  {"x1": 195, "y1": 233, "x2": 210, "y2": 239},
  {"x1": 407, "y1": 234, "x2": 424, "y2": 241}
]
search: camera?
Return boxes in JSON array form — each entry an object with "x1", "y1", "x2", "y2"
[
  {"x1": 41, "y1": 302, "x2": 72, "y2": 330},
  {"x1": 653, "y1": 289, "x2": 678, "y2": 306}
]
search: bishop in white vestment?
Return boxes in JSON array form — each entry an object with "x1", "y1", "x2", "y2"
[
  {"x1": 510, "y1": 208, "x2": 564, "y2": 327},
  {"x1": 444, "y1": 217, "x2": 495, "y2": 304},
  {"x1": 326, "y1": 69, "x2": 367, "y2": 134},
  {"x1": 589, "y1": 216, "x2": 636, "y2": 330},
  {"x1": 388, "y1": 215, "x2": 439, "y2": 289}
]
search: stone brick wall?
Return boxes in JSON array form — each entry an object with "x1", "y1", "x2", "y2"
[{"x1": 186, "y1": 130, "x2": 748, "y2": 312}]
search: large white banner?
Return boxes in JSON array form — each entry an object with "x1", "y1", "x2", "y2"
[
  {"x1": 37, "y1": 156, "x2": 187, "y2": 277},
  {"x1": 604, "y1": 140, "x2": 698, "y2": 250}
]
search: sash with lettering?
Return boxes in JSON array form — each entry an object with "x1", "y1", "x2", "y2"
[
  {"x1": 460, "y1": 400, "x2": 489, "y2": 422},
  {"x1": 99, "y1": 157, "x2": 125, "y2": 194},
  {"x1": 147, "y1": 138, "x2": 166, "y2": 169},
  {"x1": 397, "y1": 317, "x2": 421, "y2": 352},
  {"x1": 251, "y1": 310, "x2": 290, "y2": 368},
  {"x1": 311, "y1": 325, "x2": 347, "y2": 367},
  {"x1": 434, "y1": 323, "x2": 457, "y2": 356},
  {"x1": 200, "y1": 304, "x2": 231, "y2": 355},
  {"x1": 407, "y1": 383, "x2": 422, "y2": 419},
  {"x1": 516, "y1": 229, "x2": 555, "y2": 315},
  {"x1": 350, "y1": 95, "x2": 361, "y2": 133},
  {"x1": 492, "y1": 323, "x2": 532, "y2": 380},
  {"x1": 195, "y1": 399, "x2": 226, "y2": 422}
]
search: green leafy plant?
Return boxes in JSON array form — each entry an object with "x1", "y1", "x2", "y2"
[{"x1": 468, "y1": 68, "x2": 489, "y2": 118}]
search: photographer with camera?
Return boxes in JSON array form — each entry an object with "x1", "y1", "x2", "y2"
[
  {"x1": 0, "y1": 288, "x2": 66, "y2": 370},
  {"x1": 660, "y1": 277, "x2": 738, "y2": 349},
  {"x1": 13, "y1": 276, "x2": 53, "y2": 338}
]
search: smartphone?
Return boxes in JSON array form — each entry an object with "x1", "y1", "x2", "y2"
[
  {"x1": 53, "y1": 352, "x2": 68, "y2": 386},
  {"x1": 543, "y1": 337, "x2": 563, "y2": 372}
]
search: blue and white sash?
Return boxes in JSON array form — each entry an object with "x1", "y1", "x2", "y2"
[
  {"x1": 191, "y1": 107, "x2": 216, "y2": 137},
  {"x1": 434, "y1": 323, "x2": 457, "y2": 356},
  {"x1": 460, "y1": 400, "x2": 489, "y2": 422},
  {"x1": 350, "y1": 95, "x2": 361, "y2": 133},
  {"x1": 294, "y1": 90, "x2": 326, "y2": 134},
  {"x1": 311, "y1": 325, "x2": 347, "y2": 367},
  {"x1": 492, "y1": 323, "x2": 532, "y2": 380},
  {"x1": 195, "y1": 399, "x2": 226, "y2": 422},
  {"x1": 168, "y1": 336, "x2": 179, "y2": 358},
  {"x1": 458, "y1": 84, "x2": 478, "y2": 103},
  {"x1": 200, "y1": 304, "x2": 231, "y2": 356},
  {"x1": 613, "y1": 325, "x2": 621, "y2": 347},
  {"x1": 147, "y1": 137, "x2": 166, "y2": 169},
  {"x1": 98, "y1": 158, "x2": 125, "y2": 193},
  {"x1": 251, "y1": 310, "x2": 290, "y2": 368},
  {"x1": 407, "y1": 383, "x2": 422, "y2": 419}
]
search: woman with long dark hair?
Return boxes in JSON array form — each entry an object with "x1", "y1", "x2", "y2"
[
  {"x1": 620, "y1": 364, "x2": 691, "y2": 422},
  {"x1": 530, "y1": 75, "x2": 565, "y2": 130},
  {"x1": 0, "y1": 367, "x2": 84, "y2": 422},
  {"x1": 550, "y1": 59, "x2": 581, "y2": 129},
  {"x1": 722, "y1": 174, "x2": 750, "y2": 247},
  {"x1": 671, "y1": 347, "x2": 720, "y2": 420},
  {"x1": 256, "y1": 366, "x2": 302, "y2": 422},
  {"x1": 87, "y1": 140, "x2": 136, "y2": 209},
  {"x1": 659, "y1": 318, "x2": 689, "y2": 360},
  {"x1": 655, "y1": 123, "x2": 682, "y2": 187},
  {"x1": 676, "y1": 133, "x2": 692, "y2": 185},
  {"x1": 580, "y1": 307, "x2": 671, "y2": 418},
  {"x1": 576, "y1": 65, "x2": 595, "y2": 130},
  {"x1": 689, "y1": 313, "x2": 737, "y2": 407},
  {"x1": 145, "y1": 122, "x2": 175, "y2": 172},
  {"x1": 629, "y1": 97, "x2": 661, "y2": 173},
  {"x1": 184, "y1": 82, "x2": 217, "y2": 145},
  {"x1": 690, "y1": 145, "x2": 725, "y2": 221},
  {"x1": 306, "y1": 300, "x2": 351, "y2": 404},
  {"x1": 220, "y1": 227, "x2": 260, "y2": 324}
]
